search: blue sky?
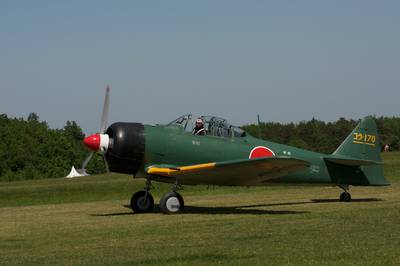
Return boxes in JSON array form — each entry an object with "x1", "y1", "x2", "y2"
[{"x1": 1, "y1": 1, "x2": 399, "y2": 133}]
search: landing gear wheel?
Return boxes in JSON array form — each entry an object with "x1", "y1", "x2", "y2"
[
  {"x1": 159, "y1": 192, "x2": 184, "y2": 214},
  {"x1": 340, "y1": 191, "x2": 351, "y2": 202},
  {"x1": 130, "y1": 191, "x2": 154, "y2": 213}
]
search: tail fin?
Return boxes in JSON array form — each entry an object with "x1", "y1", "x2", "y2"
[
  {"x1": 333, "y1": 116, "x2": 381, "y2": 162},
  {"x1": 324, "y1": 117, "x2": 389, "y2": 186}
]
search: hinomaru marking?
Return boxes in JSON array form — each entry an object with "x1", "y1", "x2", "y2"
[{"x1": 353, "y1": 132, "x2": 376, "y2": 146}]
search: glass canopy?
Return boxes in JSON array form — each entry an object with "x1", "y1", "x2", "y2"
[{"x1": 167, "y1": 114, "x2": 246, "y2": 138}]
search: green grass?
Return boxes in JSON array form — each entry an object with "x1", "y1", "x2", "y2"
[{"x1": 0, "y1": 152, "x2": 399, "y2": 265}]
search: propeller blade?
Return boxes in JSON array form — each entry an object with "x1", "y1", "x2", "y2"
[
  {"x1": 100, "y1": 85, "x2": 110, "y2": 134},
  {"x1": 82, "y1": 152, "x2": 94, "y2": 170},
  {"x1": 102, "y1": 153, "x2": 110, "y2": 173}
]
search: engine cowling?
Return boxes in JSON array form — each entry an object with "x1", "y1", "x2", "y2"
[{"x1": 104, "y1": 122, "x2": 145, "y2": 175}]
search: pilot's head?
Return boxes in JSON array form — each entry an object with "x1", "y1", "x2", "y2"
[{"x1": 195, "y1": 118, "x2": 204, "y2": 128}]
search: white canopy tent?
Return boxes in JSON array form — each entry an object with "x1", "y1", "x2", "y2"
[{"x1": 66, "y1": 166, "x2": 84, "y2": 178}]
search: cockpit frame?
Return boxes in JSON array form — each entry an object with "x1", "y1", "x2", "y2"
[{"x1": 167, "y1": 114, "x2": 246, "y2": 138}]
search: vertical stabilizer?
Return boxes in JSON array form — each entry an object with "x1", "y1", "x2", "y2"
[{"x1": 333, "y1": 117, "x2": 381, "y2": 162}]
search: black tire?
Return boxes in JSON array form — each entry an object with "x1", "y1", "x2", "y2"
[
  {"x1": 339, "y1": 192, "x2": 351, "y2": 202},
  {"x1": 159, "y1": 192, "x2": 184, "y2": 214},
  {"x1": 130, "y1": 191, "x2": 154, "y2": 213}
]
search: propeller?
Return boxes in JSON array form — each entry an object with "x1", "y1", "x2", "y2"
[{"x1": 81, "y1": 86, "x2": 111, "y2": 174}]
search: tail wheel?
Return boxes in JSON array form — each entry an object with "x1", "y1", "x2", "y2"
[
  {"x1": 131, "y1": 191, "x2": 154, "y2": 213},
  {"x1": 340, "y1": 191, "x2": 352, "y2": 202},
  {"x1": 160, "y1": 192, "x2": 184, "y2": 214}
]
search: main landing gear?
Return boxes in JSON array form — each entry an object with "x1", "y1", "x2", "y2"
[
  {"x1": 159, "y1": 179, "x2": 184, "y2": 214},
  {"x1": 130, "y1": 178, "x2": 154, "y2": 213},
  {"x1": 130, "y1": 177, "x2": 184, "y2": 214},
  {"x1": 339, "y1": 185, "x2": 352, "y2": 202}
]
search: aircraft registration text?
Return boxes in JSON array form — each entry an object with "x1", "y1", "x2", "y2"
[{"x1": 353, "y1": 132, "x2": 376, "y2": 146}]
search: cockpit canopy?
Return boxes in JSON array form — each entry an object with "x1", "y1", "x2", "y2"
[{"x1": 167, "y1": 114, "x2": 246, "y2": 138}]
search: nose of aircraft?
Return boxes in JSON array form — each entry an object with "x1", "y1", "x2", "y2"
[
  {"x1": 83, "y1": 134, "x2": 100, "y2": 151},
  {"x1": 82, "y1": 123, "x2": 145, "y2": 175},
  {"x1": 83, "y1": 133, "x2": 110, "y2": 152}
]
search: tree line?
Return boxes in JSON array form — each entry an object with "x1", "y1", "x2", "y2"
[
  {"x1": 0, "y1": 113, "x2": 105, "y2": 181},
  {"x1": 0, "y1": 113, "x2": 399, "y2": 181}
]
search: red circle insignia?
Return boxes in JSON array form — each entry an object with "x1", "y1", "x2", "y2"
[{"x1": 249, "y1": 146, "x2": 275, "y2": 159}]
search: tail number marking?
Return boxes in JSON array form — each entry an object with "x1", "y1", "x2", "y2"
[{"x1": 353, "y1": 133, "x2": 376, "y2": 146}]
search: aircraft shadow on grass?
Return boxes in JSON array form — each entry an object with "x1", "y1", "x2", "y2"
[
  {"x1": 91, "y1": 204, "x2": 307, "y2": 216},
  {"x1": 90, "y1": 198, "x2": 381, "y2": 217},
  {"x1": 238, "y1": 197, "x2": 382, "y2": 208}
]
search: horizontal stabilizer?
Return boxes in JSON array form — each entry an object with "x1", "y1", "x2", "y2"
[{"x1": 324, "y1": 155, "x2": 382, "y2": 166}]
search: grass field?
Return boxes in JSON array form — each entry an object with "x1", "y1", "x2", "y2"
[{"x1": 1, "y1": 152, "x2": 399, "y2": 265}]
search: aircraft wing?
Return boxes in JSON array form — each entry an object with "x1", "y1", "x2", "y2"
[{"x1": 146, "y1": 157, "x2": 309, "y2": 186}]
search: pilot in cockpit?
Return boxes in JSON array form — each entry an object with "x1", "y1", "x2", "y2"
[{"x1": 192, "y1": 118, "x2": 206, "y2": 135}]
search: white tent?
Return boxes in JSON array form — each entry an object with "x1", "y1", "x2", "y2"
[{"x1": 66, "y1": 166, "x2": 84, "y2": 178}]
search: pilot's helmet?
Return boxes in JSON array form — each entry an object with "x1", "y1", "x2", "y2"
[{"x1": 195, "y1": 118, "x2": 204, "y2": 126}]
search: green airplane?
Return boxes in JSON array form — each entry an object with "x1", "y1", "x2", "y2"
[{"x1": 83, "y1": 88, "x2": 389, "y2": 214}]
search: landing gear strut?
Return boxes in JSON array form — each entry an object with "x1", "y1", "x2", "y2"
[
  {"x1": 159, "y1": 178, "x2": 184, "y2": 214},
  {"x1": 130, "y1": 177, "x2": 154, "y2": 213},
  {"x1": 339, "y1": 185, "x2": 351, "y2": 202}
]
